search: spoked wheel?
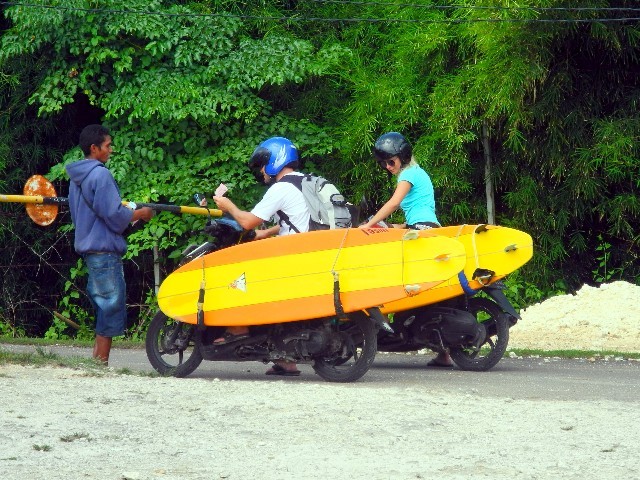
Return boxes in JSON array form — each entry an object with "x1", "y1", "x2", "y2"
[
  {"x1": 145, "y1": 310, "x2": 203, "y2": 377},
  {"x1": 449, "y1": 297, "x2": 510, "y2": 372},
  {"x1": 312, "y1": 310, "x2": 378, "y2": 383}
]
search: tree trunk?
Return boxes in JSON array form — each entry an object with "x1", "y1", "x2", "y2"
[{"x1": 482, "y1": 120, "x2": 496, "y2": 225}]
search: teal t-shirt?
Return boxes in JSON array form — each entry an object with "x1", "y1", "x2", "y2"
[{"x1": 398, "y1": 165, "x2": 439, "y2": 226}]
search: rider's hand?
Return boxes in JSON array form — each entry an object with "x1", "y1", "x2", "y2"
[
  {"x1": 213, "y1": 195, "x2": 233, "y2": 213},
  {"x1": 254, "y1": 229, "x2": 269, "y2": 240}
]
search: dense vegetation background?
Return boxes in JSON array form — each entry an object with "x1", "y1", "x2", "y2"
[{"x1": 0, "y1": 0, "x2": 638, "y2": 339}]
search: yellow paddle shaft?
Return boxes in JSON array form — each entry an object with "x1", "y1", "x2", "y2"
[{"x1": 0, "y1": 194, "x2": 221, "y2": 217}]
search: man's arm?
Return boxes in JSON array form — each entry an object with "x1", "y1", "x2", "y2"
[{"x1": 213, "y1": 196, "x2": 264, "y2": 230}]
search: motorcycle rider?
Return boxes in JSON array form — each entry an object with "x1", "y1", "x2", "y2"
[
  {"x1": 360, "y1": 132, "x2": 453, "y2": 368},
  {"x1": 210, "y1": 136, "x2": 310, "y2": 376}
]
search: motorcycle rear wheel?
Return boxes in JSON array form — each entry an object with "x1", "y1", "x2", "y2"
[
  {"x1": 145, "y1": 310, "x2": 203, "y2": 377},
  {"x1": 449, "y1": 297, "x2": 509, "y2": 371},
  {"x1": 312, "y1": 310, "x2": 378, "y2": 383}
]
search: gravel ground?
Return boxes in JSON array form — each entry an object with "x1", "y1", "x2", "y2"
[{"x1": 1, "y1": 281, "x2": 639, "y2": 480}]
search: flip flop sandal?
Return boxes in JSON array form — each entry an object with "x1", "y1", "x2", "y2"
[
  {"x1": 265, "y1": 364, "x2": 301, "y2": 376},
  {"x1": 426, "y1": 359, "x2": 454, "y2": 368},
  {"x1": 213, "y1": 331, "x2": 250, "y2": 345}
]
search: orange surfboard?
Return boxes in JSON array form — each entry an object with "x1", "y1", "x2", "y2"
[
  {"x1": 157, "y1": 228, "x2": 467, "y2": 326},
  {"x1": 380, "y1": 224, "x2": 533, "y2": 314}
]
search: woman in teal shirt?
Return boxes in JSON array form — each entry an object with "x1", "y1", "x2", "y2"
[
  {"x1": 360, "y1": 132, "x2": 440, "y2": 230},
  {"x1": 359, "y1": 132, "x2": 452, "y2": 368}
]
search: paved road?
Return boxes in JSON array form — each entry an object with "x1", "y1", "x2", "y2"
[{"x1": 3, "y1": 343, "x2": 638, "y2": 402}]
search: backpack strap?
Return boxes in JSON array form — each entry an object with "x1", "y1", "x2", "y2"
[
  {"x1": 276, "y1": 209, "x2": 300, "y2": 234},
  {"x1": 275, "y1": 174, "x2": 305, "y2": 234},
  {"x1": 277, "y1": 174, "x2": 304, "y2": 190}
]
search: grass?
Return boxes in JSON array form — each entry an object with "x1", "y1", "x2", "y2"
[
  {"x1": 0, "y1": 349, "x2": 129, "y2": 377},
  {"x1": 0, "y1": 347, "x2": 102, "y2": 369},
  {"x1": 505, "y1": 348, "x2": 640, "y2": 360},
  {"x1": 0, "y1": 336, "x2": 143, "y2": 350},
  {"x1": 0, "y1": 345, "x2": 157, "y2": 377}
]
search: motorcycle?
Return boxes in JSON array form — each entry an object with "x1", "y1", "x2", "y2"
[
  {"x1": 377, "y1": 283, "x2": 520, "y2": 371},
  {"x1": 145, "y1": 209, "x2": 383, "y2": 383},
  {"x1": 359, "y1": 210, "x2": 523, "y2": 372}
]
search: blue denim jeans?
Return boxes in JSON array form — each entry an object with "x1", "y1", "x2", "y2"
[{"x1": 84, "y1": 253, "x2": 127, "y2": 337}]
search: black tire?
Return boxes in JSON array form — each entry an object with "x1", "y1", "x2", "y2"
[
  {"x1": 449, "y1": 297, "x2": 509, "y2": 372},
  {"x1": 312, "y1": 310, "x2": 378, "y2": 383},
  {"x1": 145, "y1": 311, "x2": 203, "y2": 377}
]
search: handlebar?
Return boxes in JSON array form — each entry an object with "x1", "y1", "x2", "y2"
[{"x1": 203, "y1": 215, "x2": 256, "y2": 245}]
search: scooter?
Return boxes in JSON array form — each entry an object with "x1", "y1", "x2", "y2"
[
  {"x1": 145, "y1": 209, "x2": 383, "y2": 383},
  {"x1": 361, "y1": 214, "x2": 524, "y2": 372},
  {"x1": 377, "y1": 283, "x2": 519, "y2": 371}
]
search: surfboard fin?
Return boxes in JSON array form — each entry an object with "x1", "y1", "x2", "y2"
[
  {"x1": 402, "y1": 230, "x2": 420, "y2": 241},
  {"x1": 404, "y1": 284, "x2": 421, "y2": 296}
]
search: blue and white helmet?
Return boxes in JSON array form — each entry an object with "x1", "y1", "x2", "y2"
[{"x1": 248, "y1": 137, "x2": 299, "y2": 176}]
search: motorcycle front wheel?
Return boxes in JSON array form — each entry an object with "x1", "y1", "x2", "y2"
[
  {"x1": 312, "y1": 310, "x2": 378, "y2": 383},
  {"x1": 449, "y1": 297, "x2": 509, "y2": 371},
  {"x1": 145, "y1": 310, "x2": 203, "y2": 377}
]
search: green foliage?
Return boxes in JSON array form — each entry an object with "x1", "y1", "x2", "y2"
[
  {"x1": 47, "y1": 258, "x2": 93, "y2": 341},
  {"x1": 2, "y1": 0, "x2": 640, "y2": 340},
  {"x1": 0, "y1": 316, "x2": 26, "y2": 338},
  {"x1": 43, "y1": 316, "x2": 72, "y2": 341},
  {"x1": 503, "y1": 272, "x2": 567, "y2": 312},
  {"x1": 127, "y1": 289, "x2": 159, "y2": 342},
  {"x1": 0, "y1": 31, "x2": 76, "y2": 338},
  {"x1": 592, "y1": 234, "x2": 625, "y2": 284},
  {"x1": 0, "y1": 1, "x2": 347, "y2": 272},
  {"x1": 0, "y1": 1, "x2": 350, "y2": 336},
  {"x1": 323, "y1": 0, "x2": 640, "y2": 289}
]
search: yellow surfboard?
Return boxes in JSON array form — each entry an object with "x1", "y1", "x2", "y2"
[
  {"x1": 157, "y1": 228, "x2": 467, "y2": 326},
  {"x1": 380, "y1": 224, "x2": 534, "y2": 314}
]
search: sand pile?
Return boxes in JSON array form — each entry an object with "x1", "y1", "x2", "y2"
[{"x1": 510, "y1": 281, "x2": 640, "y2": 352}]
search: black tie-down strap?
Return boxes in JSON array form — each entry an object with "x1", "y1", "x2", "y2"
[
  {"x1": 333, "y1": 272, "x2": 345, "y2": 318},
  {"x1": 196, "y1": 280, "x2": 206, "y2": 331},
  {"x1": 367, "y1": 307, "x2": 394, "y2": 333},
  {"x1": 333, "y1": 272, "x2": 393, "y2": 333}
]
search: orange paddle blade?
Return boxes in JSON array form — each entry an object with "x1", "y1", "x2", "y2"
[{"x1": 23, "y1": 175, "x2": 58, "y2": 226}]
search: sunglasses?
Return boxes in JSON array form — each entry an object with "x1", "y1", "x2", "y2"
[{"x1": 377, "y1": 157, "x2": 397, "y2": 168}]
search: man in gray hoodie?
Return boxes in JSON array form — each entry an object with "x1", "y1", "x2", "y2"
[{"x1": 66, "y1": 124, "x2": 153, "y2": 364}]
